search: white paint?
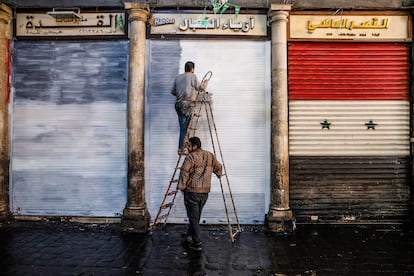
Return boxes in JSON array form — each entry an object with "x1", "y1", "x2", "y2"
[{"x1": 146, "y1": 40, "x2": 271, "y2": 224}]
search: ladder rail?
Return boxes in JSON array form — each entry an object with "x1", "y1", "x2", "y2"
[
  {"x1": 217, "y1": 177, "x2": 236, "y2": 242},
  {"x1": 150, "y1": 155, "x2": 182, "y2": 230},
  {"x1": 205, "y1": 100, "x2": 241, "y2": 234},
  {"x1": 187, "y1": 70, "x2": 212, "y2": 139},
  {"x1": 206, "y1": 101, "x2": 241, "y2": 227},
  {"x1": 202, "y1": 102, "x2": 236, "y2": 241},
  {"x1": 151, "y1": 70, "x2": 241, "y2": 242},
  {"x1": 187, "y1": 101, "x2": 203, "y2": 138},
  {"x1": 150, "y1": 94, "x2": 206, "y2": 231}
]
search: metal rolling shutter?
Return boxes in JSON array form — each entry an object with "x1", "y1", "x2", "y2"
[
  {"x1": 146, "y1": 40, "x2": 271, "y2": 224},
  {"x1": 289, "y1": 100, "x2": 409, "y2": 156},
  {"x1": 288, "y1": 42, "x2": 410, "y2": 224},
  {"x1": 289, "y1": 43, "x2": 409, "y2": 100},
  {"x1": 11, "y1": 41, "x2": 129, "y2": 217}
]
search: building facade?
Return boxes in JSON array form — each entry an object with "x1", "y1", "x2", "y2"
[{"x1": 0, "y1": 0, "x2": 412, "y2": 232}]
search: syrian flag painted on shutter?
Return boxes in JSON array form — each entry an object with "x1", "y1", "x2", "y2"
[{"x1": 288, "y1": 42, "x2": 410, "y2": 157}]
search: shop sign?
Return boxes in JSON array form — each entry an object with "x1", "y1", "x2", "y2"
[
  {"x1": 290, "y1": 14, "x2": 410, "y2": 41},
  {"x1": 150, "y1": 13, "x2": 267, "y2": 36},
  {"x1": 16, "y1": 12, "x2": 126, "y2": 37}
]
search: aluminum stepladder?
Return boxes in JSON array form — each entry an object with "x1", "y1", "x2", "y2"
[{"x1": 149, "y1": 71, "x2": 241, "y2": 242}]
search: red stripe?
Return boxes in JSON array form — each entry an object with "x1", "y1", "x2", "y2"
[{"x1": 288, "y1": 43, "x2": 409, "y2": 101}]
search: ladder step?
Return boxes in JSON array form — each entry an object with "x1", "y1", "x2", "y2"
[
  {"x1": 232, "y1": 230, "x2": 241, "y2": 238},
  {"x1": 167, "y1": 190, "x2": 177, "y2": 196},
  {"x1": 171, "y1": 179, "x2": 178, "y2": 183},
  {"x1": 161, "y1": 202, "x2": 174, "y2": 209}
]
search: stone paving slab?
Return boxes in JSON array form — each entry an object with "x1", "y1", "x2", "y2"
[{"x1": 0, "y1": 220, "x2": 413, "y2": 275}]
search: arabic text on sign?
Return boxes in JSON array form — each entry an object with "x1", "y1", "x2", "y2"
[
  {"x1": 307, "y1": 17, "x2": 389, "y2": 34},
  {"x1": 18, "y1": 12, "x2": 126, "y2": 36},
  {"x1": 179, "y1": 16, "x2": 255, "y2": 32}
]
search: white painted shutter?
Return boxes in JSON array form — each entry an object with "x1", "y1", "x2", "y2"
[
  {"x1": 11, "y1": 41, "x2": 128, "y2": 217},
  {"x1": 146, "y1": 40, "x2": 271, "y2": 224}
]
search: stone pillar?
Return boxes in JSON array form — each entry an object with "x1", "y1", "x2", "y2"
[
  {"x1": 0, "y1": 4, "x2": 11, "y2": 221},
  {"x1": 267, "y1": 4, "x2": 295, "y2": 232},
  {"x1": 411, "y1": 34, "x2": 414, "y2": 224},
  {"x1": 122, "y1": 3, "x2": 150, "y2": 232}
]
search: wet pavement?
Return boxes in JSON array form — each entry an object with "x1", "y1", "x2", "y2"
[{"x1": 0, "y1": 220, "x2": 414, "y2": 275}]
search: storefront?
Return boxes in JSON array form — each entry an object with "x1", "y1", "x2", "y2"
[
  {"x1": 10, "y1": 10, "x2": 129, "y2": 217},
  {"x1": 288, "y1": 12, "x2": 412, "y2": 224},
  {"x1": 2, "y1": 2, "x2": 411, "y2": 232},
  {"x1": 146, "y1": 12, "x2": 271, "y2": 224}
]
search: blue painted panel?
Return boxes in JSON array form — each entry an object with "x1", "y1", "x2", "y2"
[{"x1": 11, "y1": 41, "x2": 129, "y2": 217}]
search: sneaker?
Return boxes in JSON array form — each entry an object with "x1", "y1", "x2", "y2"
[{"x1": 188, "y1": 242, "x2": 202, "y2": 252}]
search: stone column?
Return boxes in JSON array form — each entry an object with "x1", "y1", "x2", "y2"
[
  {"x1": 411, "y1": 38, "x2": 414, "y2": 223},
  {"x1": 267, "y1": 4, "x2": 295, "y2": 232},
  {"x1": 0, "y1": 4, "x2": 11, "y2": 221},
  {"x1": 122, "y1": 3, "x2": 150, "y2": 232}
]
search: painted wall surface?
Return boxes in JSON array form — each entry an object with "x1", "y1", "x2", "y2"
[
  {"x1": 11, "y1": 41, "x2": 129, "y2": 217},
  {"x1": 145, "y1": 40, "x2": 271, "y2": 224},
  {"x1": 288, "y1": 42, "x2": 411, "y2": 223}
]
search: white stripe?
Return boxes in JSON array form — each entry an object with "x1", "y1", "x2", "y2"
[{"x1": 289, "y1": 100, "x2": 410, "y2": 156}]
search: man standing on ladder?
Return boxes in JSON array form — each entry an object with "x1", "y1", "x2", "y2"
[
  {"x1": 178, "y1": 136, "x2": 222, "y2": 251},
  {"x1": 171, "y1": 61, "x2": 208, "y2": 155}
]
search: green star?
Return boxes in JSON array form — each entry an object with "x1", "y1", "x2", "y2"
[
  {"x1": 320, "y1": 120, "x2": 331, "y2": 130},
  {"x1": 365, "y1": 120, "x2": 377, "y2": 130}
]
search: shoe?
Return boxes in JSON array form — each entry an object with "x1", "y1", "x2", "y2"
[
  {"x1": 181, "y1": 235, "x2": 192, "y2": 246},
  {"x1": 188, "y1": 242, "x2": 202, "y2": 252}
]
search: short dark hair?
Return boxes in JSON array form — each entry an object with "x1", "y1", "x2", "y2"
[
  {"x1": 185, "y1": 61, "x2": 195, "y2": 72},
  {"x1": 189, "y1": 136, "x2": 201, "y2": 148}
]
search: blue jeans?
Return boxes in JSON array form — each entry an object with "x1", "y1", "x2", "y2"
[
  {"x1": 175, "y1": 101, "x2": 194, "y2": 150},
  {"x1": 184, "y1": 191, "x2": 208, "y2": 244}
]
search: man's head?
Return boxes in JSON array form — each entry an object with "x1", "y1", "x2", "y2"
[
  {"x1": 188, "y1": 136, "x2": 201, "y2": 152},
  {"x1": 185, "y1": 61, "x2": 195, "y2": 73}
]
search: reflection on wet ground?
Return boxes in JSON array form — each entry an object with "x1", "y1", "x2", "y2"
[{"x1": 0, "y1": 221, "x2": 413, "y2": 275}]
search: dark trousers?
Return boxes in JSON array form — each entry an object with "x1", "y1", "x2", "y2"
[
  {"x1": 175, "y1": 101, "x2": 193, "y2": 150},
  {"x1": 184, "y1": 191, "x2": 208, "y2": 244}
]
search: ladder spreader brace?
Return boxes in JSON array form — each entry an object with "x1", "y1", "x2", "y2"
[{"x1": 149, "y1": 71, "x2": 241, "y2": 242}]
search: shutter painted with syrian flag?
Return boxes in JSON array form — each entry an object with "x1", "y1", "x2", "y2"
[
  {"x1": 146, "y1": 40, "x2": 271, "y2": 224},
  {"x1": 11, "y1": 41, "x2": 128, "y2": 217},
  {"x1": 288, "y1": 42, "x2": 411, "y2": 224}
]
